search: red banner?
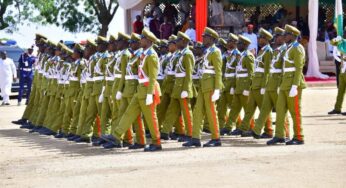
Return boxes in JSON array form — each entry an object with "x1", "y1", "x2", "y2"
[{"x1": 196, "y1": 0, "x2": 207, "y2": 42}]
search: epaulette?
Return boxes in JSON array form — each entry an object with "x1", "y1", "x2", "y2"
[
  {"x1": 292, "y1": 41, "x2": 299, "y2": 48},
  {"x1": 233, "y1": 49, "x2": 240, "y2": 55}
]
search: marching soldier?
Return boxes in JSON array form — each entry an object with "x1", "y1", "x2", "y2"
[
  {"x1": 328, "y1": 38, "x2": 346, "y2": 115},
  {"x1": 267, "y1": 24, "x2": 306, "y2": 145},
  {"x1": 69, "y1": 39, "x2": 98, "y2": 141},
  {"x1": 103, "y1": 28, "x2": 162, "y2": 152},
  {"x1": 225, "y1": 35, "x2": 254, "y2": 135},
  {"x1": 183, "y1": 27, "x2": 223, "y2": 147},
  {"x1": 219, "y1": 33, "x2": 241, "y2": 135},
  {"x1": 252, "y1": 27, "x2": 290, "y2": 139},
  {"x1": 76, "y1": 36, "x2": 109, "y2": 143},
  {"x1": 233, "y1": 28, "x2": 273, "y2": 136},
  {"x1": 160, "y1": 31, "x2": 194, "y2": 142},
  {"x1": 56, "y1": 44, "x2": 85, "y2": 138},
  {"x1": 93, "y1": 34, "x2": 119, "y2": 146}
]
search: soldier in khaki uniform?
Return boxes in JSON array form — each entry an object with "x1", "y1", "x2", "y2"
[
  {"x1": 160, "y1": 31, "x2": 194, "y2": 142},
  {"x1": 103, "y1": 28, "x2": 162, "y2": 152},
  {"x1": 75, "y1": 36, "x2": 109, "y2": 143},
  {"x1": 54, "y1": 44, "x2": 85, "y2": 138},
  {"x1": 183, "y1": 27, "x2": 223, "y2": 147},
  {"x1": 219, "y1": 34, "x2": 241, "y2": 135},
  {"x1": 68, "y1": 39, "x2": 97, "y2": 141},
  {"x1": 267, "y1": 24, "x2": 306, "y2": 145},
  {"x1": 92, "y1": 34, "x2": 119, "y2": 146},
  {"x1": 103, "y1": 33, "x2": 147, "y2": 149},
  {"x1": 225, "y1": 35, "x2": 255, "y2": 135},
  {"x1": 157, "y1": 35, "x2": 186, "y2": 139},
  {"x1": 233, "y1": 28, "x2": 273, "y2": 136},
  {"x1": 252, "y1": 27, "x2": 290, "y2": 139}
]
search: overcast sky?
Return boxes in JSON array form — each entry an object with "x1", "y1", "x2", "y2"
[{"x1": 0, "y1": 7, "x2": 125, "y2": 48}]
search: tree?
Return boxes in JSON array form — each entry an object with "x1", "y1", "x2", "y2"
[
  {"x1": 1, "y1": 0, "x2": 120, "y2": 36},
  {"x1": 34, "y1": 0, "x2": 119, "y2": 36},
  {"x1": 0, "y1": 0, "x2": 36, "y2": 32}
]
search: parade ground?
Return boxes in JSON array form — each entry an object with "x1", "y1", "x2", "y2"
[{"x1": 0, "y1": 86, "x2": 345, "y2": 188}]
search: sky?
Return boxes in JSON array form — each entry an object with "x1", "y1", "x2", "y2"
[{"x1": 0, "y1": 7, "x2": 126, "y2": 49}]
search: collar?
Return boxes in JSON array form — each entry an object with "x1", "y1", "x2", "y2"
[
  {"x1": 261, "y1": 44, "x2": 270, "y2": 51},
  {"x1": 143, "y1": 46, "x2": 152, "y2": 55}
]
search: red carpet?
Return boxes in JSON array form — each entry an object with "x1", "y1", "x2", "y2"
[{"x1": 305, "y1": 76, "x2": 336, "y2": 82}]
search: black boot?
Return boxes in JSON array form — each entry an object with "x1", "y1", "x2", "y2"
[
  {"x1": 12, "y1": 118, "x2": 27, "y2": 125},
  {"x1": 328, "y1": 109, "x2": 341, "y2": 115},
  {"x1": 241, "y1": 130, "x2": 253, "y2": 137},
  {"x1": 160, "y1": 132, "x2": 170, "y2": 140},
  {"x1": 286, "y1": 139, "x2": 304, "y2": 145},
  {"x1": 182, "y1": 138, "x2": 201, "y2": 147},
  {"x1": 74, "y1": 136, "x2": 91, "y2": 143},
  {"x1": 203, "y1": 139, "x2": 222, "y2": 147},
  {"x1": 220, "y1": 128, "x2": 231, "y2": 136},
  {"x1": 260, "y1": 133, "x2": 273, "y2": 139},
  {"x1": 144, "y1": 144, "x2": 162, "y2": 152},
  {"x1": 267, "y1": 137, "x2": 286, "y2": 145},
  {"x1": 128, "y1": 143, "x2": 145, "y2": 149},
  {"x1": 230, "y1": 129, "x2": 242, "y2": 136}
]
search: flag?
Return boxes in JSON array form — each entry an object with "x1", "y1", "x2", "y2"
[{"x1": 334, "y1": 0, "x2": 346, "y2": 53}]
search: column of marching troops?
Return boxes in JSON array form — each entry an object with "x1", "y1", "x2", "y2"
[{"x1": 12, "y1": 24, "x2": 306, "y2": 152}]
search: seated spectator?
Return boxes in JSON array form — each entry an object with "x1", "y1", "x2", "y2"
[
  {"x1": 242, "y1": 24, "x2": 258, "y2": 55},
  {"x1": 133, "y1": 15, "x2": 144, "y2": 34},
  {"x1": 149, "y1": 15, "x2": 161, "y2": 38},
  {"x1": 185, "y1": 20, "x2": 196, "y2": 42},
  {"x1": 210, "y1": 0, "x2": 224, "y2": 26},
  {"x1": 160, "y1": 16, "x2": 174, "y2": 39}
]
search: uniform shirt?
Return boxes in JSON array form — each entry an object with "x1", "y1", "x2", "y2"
[{"x1": 242, "y1": 32, "x2": 258, "y2": 54}]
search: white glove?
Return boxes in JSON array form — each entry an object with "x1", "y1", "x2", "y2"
[
  {"x1": 335, "y1": 36, "x2": 342, "y2": 42},
  {"x1": 230, "y1": 88, "x2": 235, "y2": 95},
  {"x1": 243, "y1": 90, "x2": 250, "y2": 96},
  {"x1": 146, "y1": 94, "x2": 153, "y2": 105},
  {"x1": 116, "y1": 91, "x2": 122, "y2": 100},
  {"x1": 277, "y1": 87, "x2": 280, "y2": 94},
  {"x1": 98, "y1": 86, "x2": 105, "y2": 103},
  {"x1": 211, "y1": 89, "x2": 220, "y2": 102},
  {"x1": 98, "y1": 94, "x2": 104, "y2": 103},
  {"x1": 289, "y1": 85, "x2": 298, "y2": 97},
  {"x1": 181, "y1": 91, "x2": 188, "y2": 98},
  {"x1": 260, "y1": 88, "x2": 265, "y2": 95}
]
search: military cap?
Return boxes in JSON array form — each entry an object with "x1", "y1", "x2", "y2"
[
  {"x1": 177, "y1": 31, "x2": 191, "y2": 41},
  {"x1": 141, "y1": 28, "x2": 158, "y2": 43},
  {"x1": 194, "y1": 41, "x2": 203, "y2": 48},
  {"x1": 284, "y1": 24, "x2": 300, "y2": 36},
  {"x1": 218, "y1": 38, "x2": 227, "y2": 48},
  {"x1": 118, "y1": 32, "x2": 131, "y2": 41},
  {"x1": 202, "y1": 27, "x2": 219, "y2": 39},
  {"x1": 62, "y1": 45, "x2": 73, "y2": 55},
  {"x1": 39, "y1": 38, "x2": 47, "y2": 44},
  {"x1": 159, "y1": 39, "x2": 168, "y2": 47},
  {"x1": 168, "y1": 35, "x2": 177, "y2": 43},
  {"x1": 47, "y1": 40, "x2": 57, "y2": 48},
  {"x1": 274, "y1": 27, "x2": 285, "y2": 36},
  {"x1": 227, "y1": 33, "x2": 239, "y2": 42},
  {"x1": 129, "y1": 33, "x2": 141, "y2": 43},
  {"x1": 96, "y1": 36, "x2": 109, "y2": 44},
  {"x1": 35, "y1": 33, "x2": 47, "y2": 40},
  {"x1": 74, "y1": 43, "x2": 85, "y2": 52},
  {"x1": 86, "y1": 39, "x2": 97, "y2": 47},
  {"x1": 109, "y1": 33, "x2": 118, "y2": 41},
  {"x1": 258, "y1": 28, "x2": 273, "y2": 40},
  {"x1": 238, "y1": 35, "x2": 251, "y2": 45}
]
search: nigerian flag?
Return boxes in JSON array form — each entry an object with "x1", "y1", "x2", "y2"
[{"x1": 335, "y1": 0, "x2": 346, "y2": 53}]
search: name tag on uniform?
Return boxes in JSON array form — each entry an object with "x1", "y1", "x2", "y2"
[{"x1": 24, "y1": 61, "x2": 28, "y2": 67}]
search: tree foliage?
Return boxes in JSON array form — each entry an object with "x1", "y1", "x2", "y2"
[{"x1": 0, "y1": 0, "x2": 119, "y2": 36}]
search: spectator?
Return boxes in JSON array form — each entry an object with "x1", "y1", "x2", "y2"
[
  {"x1": 185, "y1": 20, "x2": 196, "y2": 42},
  {"x1": 152, "y1": 2, "x2": 163, "y2": 21},
  {"x1": 0, "y1": 51, "x2": 17, "y2": 106},
  {"x1": 160, "y1": 16, "x2": 174, "y2": 39},
  {"x1": 242, "y1": 24, "x2": 258, "y2": 55},
  {"x1": 179, "y1": 0, "x2": 191, "y2": 23},
  {"x1": 163, "y1": 2, "x2": 178, "y2": 25},
  {"x1": 210, "y1": 0, "x2": 224, "y2": 26},
  {"x1": 133, "y1": 15, "x2": 144, "y2": 34},
  {"x1": 149, "y1": 15, "x2": 161, "y2": 38},
  {"x1": 143, "y1": 12, "x2": 153, "y2": 29}
]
